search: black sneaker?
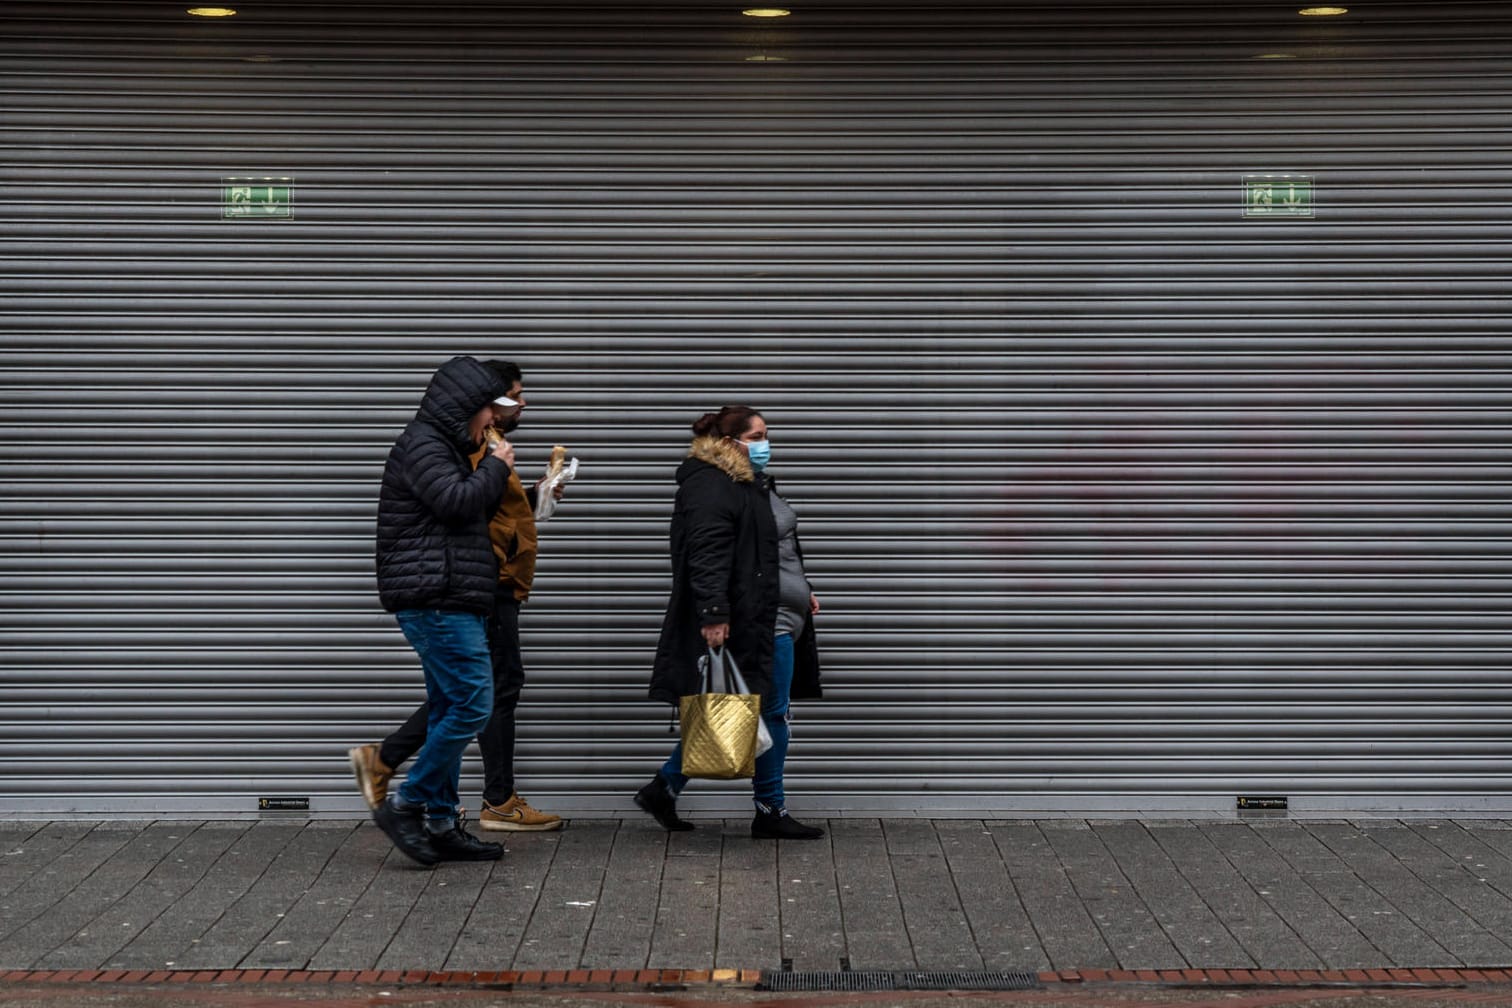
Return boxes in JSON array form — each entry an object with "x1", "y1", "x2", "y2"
[
  {"x1": 426, "y1": 824, "x2": 504, "y2": 861},
  {"x1": 373, "y1": 799, "x2": 440, "y2": 866},
  {"x1": 634, "y1": 776, "x2": 694, "y2": 832},
  {"x1": 752, "y1": 808, "x2": 824, "y2": 840}
]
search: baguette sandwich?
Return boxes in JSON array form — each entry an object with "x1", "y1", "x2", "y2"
[{"x1": 546, "y1": 444, "x2": 568, "y2": 480}]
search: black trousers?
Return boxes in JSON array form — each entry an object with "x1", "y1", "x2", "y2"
[{"x1": 381, "y1": 589, "x2": 526, "y2": 805}]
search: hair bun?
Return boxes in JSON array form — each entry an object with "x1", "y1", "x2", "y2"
[{"x1": 690, "y1": 411, "x2": 721, "y2": 437}]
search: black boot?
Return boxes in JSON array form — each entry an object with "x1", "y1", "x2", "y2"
[
  {"x1": 373, "y1": 798, "x2": 440, "y2": 866},
  {"x1": 752, "y1": 807, "x2": 825, "y2": 840},
  {"x1": 426, "y1": 823, "x2": 504, "y2": 861},
  {"x1": 634, "y1": 775, "x2": 694, "y2": 831}
]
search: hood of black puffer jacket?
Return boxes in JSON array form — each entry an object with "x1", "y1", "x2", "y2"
[
  {"x1": 414, "y1": 356, "x2": 507, "y2": 451},
  {"x1": 676, "y1": 435, "x2": 754, "y2": 485}
]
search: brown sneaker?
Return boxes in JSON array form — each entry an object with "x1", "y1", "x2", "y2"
[
  {"x1": 348, "y1": 744, "x2": 393, "y2": 810},
  {"x1": 479, "y1": 793, "x2": 564, "y2": 832}
]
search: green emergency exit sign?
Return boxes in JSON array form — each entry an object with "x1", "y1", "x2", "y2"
[
  {"x1": 1243, "y1": 174, "x2": 1314, "y2": 218},
  {"x1": 223, "y1": 177, "x2": 293, "y2": 219}
]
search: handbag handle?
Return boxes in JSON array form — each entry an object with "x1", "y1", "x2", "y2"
[{"x1": 701, "y1": 645, "x2": 752, "y2": 695}]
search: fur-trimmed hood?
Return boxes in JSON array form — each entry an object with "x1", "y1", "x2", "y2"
[{"x1": 683, "y1": 434, "x2": 754, "y2": 483}]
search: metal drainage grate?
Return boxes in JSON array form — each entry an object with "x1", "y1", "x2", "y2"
[{"x1": 758, "y1": 970, "x2": 1041, "y2": 992}]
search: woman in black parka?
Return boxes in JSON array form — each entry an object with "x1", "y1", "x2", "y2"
[{"x1": 636, "y1": 406, "x2": 823, "y2": 840}]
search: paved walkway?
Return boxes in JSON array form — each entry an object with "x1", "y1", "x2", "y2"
[{"x1": 4, "y1": 817, "x2": 1512, "y2": 976}]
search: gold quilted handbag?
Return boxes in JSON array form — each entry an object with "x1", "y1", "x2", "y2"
[{"x1": 678, "y1": 647, "x2": 763, "y2": 780}]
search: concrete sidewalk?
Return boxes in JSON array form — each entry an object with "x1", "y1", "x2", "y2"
[{"x1": 4, "y1": 816, "x2": 1512, "y2": 978}]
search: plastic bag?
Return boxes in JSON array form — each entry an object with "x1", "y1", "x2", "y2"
[{"x1": 534, "y1": 453, "x2": 578, "y2": 522}]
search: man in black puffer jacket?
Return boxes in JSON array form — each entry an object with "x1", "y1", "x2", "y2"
[{"x1": 372, "y1": 355, "x2": 515, "y2": 866}]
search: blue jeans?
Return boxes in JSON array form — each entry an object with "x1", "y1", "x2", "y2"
[
  {"x1": 393, "y1": 610, "x2": 495, "y2": 824},
  {"x1": 661, "y1": 632, "x2": 794, "y2": 809}
]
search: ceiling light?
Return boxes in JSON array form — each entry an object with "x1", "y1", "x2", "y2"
[
  {"x1": 188, "y1": 6, "x2": 237, "y2": 15},
  {"x1": 1298, "y1": 6, "x2": 1348, "y2": 14},
  {"x1": 743, "y1": 8, "x2": 792, "y2": 17}
]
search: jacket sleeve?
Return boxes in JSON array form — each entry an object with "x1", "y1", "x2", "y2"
[
  {"x1": 406, "y1": 436, "x2": 509, "y2": 526},
  {"x1": 681, "y1": 473, "x2": 738, "y2": 625}
]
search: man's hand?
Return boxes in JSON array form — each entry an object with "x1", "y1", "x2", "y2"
[{"x1": 701, "y1": 622, "x2": 730, "y2": 648}]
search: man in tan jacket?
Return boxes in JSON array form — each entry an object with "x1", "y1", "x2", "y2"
[{"x1": 351, "y1": 359, "x2": 564, "y2": 831}]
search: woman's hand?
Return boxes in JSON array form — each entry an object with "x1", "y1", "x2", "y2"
[
  {"x1": 701, "y1": 622, "x2": 730, "y2": 648},
  {"x1": 809, "y1": 593, "x2": 821, "y2": 615}
]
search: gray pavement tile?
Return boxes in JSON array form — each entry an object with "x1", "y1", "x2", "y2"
[
  {"x1": 579, "y1": 820, "x2": 667, "y2": 969},
  {"x1": 1380, "y1": 823, "x2": 1512, "y2": 961},
  {"x1": 646, "y1": 823, "x2": 721, "y2": 970},
  {"x1": 830, "y1": 819, "x2": 912, "y2": 970},
  {"x1": 1306, "y1": 822, "x2": 1490, "y2": 967},
  {"x1": 174, "y1": 821, "x2": 350, "y2": 969},
  {"x1": 1204, "y1": 824, "x2": 1383, "y2": 970},
  {"x1": 104, "y1": 823, "x2": 259, "y2": 969},
  {"x1": 775, "y1": 825, "x2": 845, "y2": 971},
  {"x1": 989, "y1": 821, "x2": 1115, "y2": 971},
  {"x1": 0, "y1": 823, "x2": 92, "y2": 899},
  {"x1": 511, "y1": 822, "x2": 614, "y2": 970},
  {"x1": 1411, "y1": 821, "x2": 1512, "y2": 900},
  {"x1": 1042, "y1": 818, "x2": 1184, "y2": 971},
  {"x1": 238, "y1": 822, "x2": 372, "y2": 969},
  {"x1": 441, "y1": 826, "x2": 559, "y2": 971},
  {"x1": 883, "y1": 820, "x2": 983, "y2": 970},
  {"x1": 1091, "y1": 821, "x2": 1252, "y2": 969},
  {"x1": 0, "y1": 824, "x2": 136, "y2": 960},
  {"x1": 42, "y1": 822, "x2": 242, "y2": 971},
  {"x1": 935, "y1": 820, "x2": 1049, "y2": 973},
  {"x1": 4, "y1": 822, "x2": 188, "y2": 969},
  {"x1": 716, "y1": 820, "x2": 782, "y2": 969},
  {"x1": 309, "y1": 835, "x2": 444, "y2": 970},
  {"x1": 1460, "y1": 824, "x2": 1512, "y2": 898},
  {"x1": 10, "y1": 815, "x2": 1512, "y2": 977},
  {"x1": 380, "y1": 853, "x2": 497, "y2": 970},
  {"x1": 1282, "y1": 824, "x2": 1458, "y2": 967},
  {"x1": 1147, "y1": 821, "x2": 1318, "y2": 969}
]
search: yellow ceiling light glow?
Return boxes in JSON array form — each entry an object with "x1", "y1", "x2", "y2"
[
  {"x1": 743, "y1": 8, "x2": 792, "y2": 17},
  {"x1": 187, "y1": 6, "x2": 237, "y2": 15},
  {"x1": 1298, "y1": 6, "x2": 1348, "y2": 14}
]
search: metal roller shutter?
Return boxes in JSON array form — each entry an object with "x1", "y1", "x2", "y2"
[{"x1": 2, "y1": 1, "x2": 1510, "y2": 816}]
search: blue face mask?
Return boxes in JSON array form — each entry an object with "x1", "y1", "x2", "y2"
[{"x1": 745, "y1": 439, "x2": 771, "y2": 471}]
